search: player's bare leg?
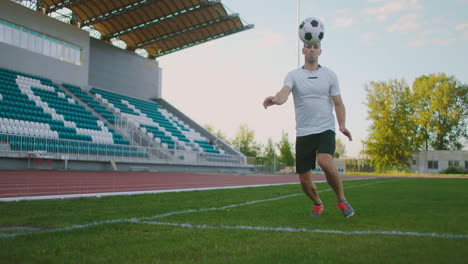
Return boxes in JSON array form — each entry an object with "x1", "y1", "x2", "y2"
[
  {"x1": 318, "y1": 153, "x2": 355, "y2": 217},
  {"x1": 317, "y1": 153, "x2": 346, "y2": 202},
  {"x1": 298, "y1": 170, "x2": 322, "y2": 204}
]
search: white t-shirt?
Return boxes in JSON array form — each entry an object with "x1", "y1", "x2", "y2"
[{"x1": 283, "y1": 65, "x2": 340, "y2": 137}]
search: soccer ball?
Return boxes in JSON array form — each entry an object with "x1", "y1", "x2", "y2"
[{"x1": 299, "y1": 17, "x2": 325, "y2": 45}]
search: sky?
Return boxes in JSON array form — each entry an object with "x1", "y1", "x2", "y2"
[{"x1": 157, "y1": 0, "x2": 468, "y2": 158}]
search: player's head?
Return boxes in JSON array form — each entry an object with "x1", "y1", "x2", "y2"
[{"x1": 302, "y1": 42, "x2": 322, "y2": 63}]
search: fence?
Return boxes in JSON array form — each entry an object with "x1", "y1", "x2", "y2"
[
  {"x1": 247, "y1": 156, "x2": 293, "y2": 174},
  {"x1": 0, "y1": 133, "x2": 247, "y2": 168}
]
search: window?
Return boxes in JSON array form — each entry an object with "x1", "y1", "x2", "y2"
[
  {"x1": 4, "y1": 25, "x2": 12, "y2": 44},
  {"x1": 0, "y1": 19, "x2": 82, "y2": 65},
  {"x1": 428, "y1": 160, "x2": 438, "y2": 169},
  {"x1": 20, "y1": 29, "x2": 28, "y2": 49},
  {"x1": 449, "y1": 161, "x2": 460, "y2": 167},
  {"x1": 465, "y1": 161, "x2": 468, "y2": 170},
  {"x1": 28, "y1": 33, "x2": 36, "y2": 51},
  {"x1": 412, "y1": 160, "x2": 416, "y2": 165},
  {"x1": 11, "y1": 25, "x2": 20, "y2": 46}
]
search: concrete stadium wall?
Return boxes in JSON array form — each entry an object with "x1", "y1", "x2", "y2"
[
  {"x1": 0, "y1": 157, "x2": 254, "y2": 174},
  {"x1": 0, "y1": 0, "x2": 89, "y2": 87},
  {"x1": 88, "y1": 38, "x2": 162, "y2": 100}
]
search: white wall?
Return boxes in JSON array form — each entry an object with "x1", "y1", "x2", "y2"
[{"x1": 410, "y1": 150, "x2": 468, "y2": 174}]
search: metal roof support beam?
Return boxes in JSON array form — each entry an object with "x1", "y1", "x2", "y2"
[
  {"x1": 136, "y1": 13, "x2": 240, "y2": 49},
  {"x1": 35, "y1": 0, "x2": 47, "y2": 13},
  {"x1": 82, "y1": 0, "x2": 162, "y2": 27},
  {"x1": 83, "y1": 0, "x2": 221, "y2": 27},
  {"x1": 102, "y1": 1, "x2": 222, "y2": 40},
  {"x1": 47, "y1": 0, "x2": 83, "y2": 13}
]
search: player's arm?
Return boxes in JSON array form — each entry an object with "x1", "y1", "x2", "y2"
[
  {"x1": 332, "y1": 95, "x2": 353, "y2": 141},
  {"x1": 263, "y1": 86, "x2": 291, "y2": 109}
]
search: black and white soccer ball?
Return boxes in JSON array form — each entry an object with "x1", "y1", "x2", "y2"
[{"x1": 299, "y1": 17, "x2": 325, "y2": 45}]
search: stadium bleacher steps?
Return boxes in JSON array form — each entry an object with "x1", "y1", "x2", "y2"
[
  {"x1": 154, "y1": 98, "x2": 244, "y2": 157},
  {"x1": 57, "y1": 82, "x2": 154, "y2": 158},
  {"x1": 69, "y1": 87, "x2": 171, "y2": 160},
  {"x1": 112, "y1": 117, "x2": 172, "y2": 160},
  {"x1": 0, "y1": 67, "x2": 252, "y2": 171},
  {"x1": 88, "y1": 87, "x2": 246, "y2": 165},
  {"x1": 59, "y1": 84, "x2": 148, "y2": 157},
  {"x1": 59, "y1": 84, "x2": 106, "y2": 128},
  {"x1": 0, "y1": 67, "x2": 150, "y2": 160}
]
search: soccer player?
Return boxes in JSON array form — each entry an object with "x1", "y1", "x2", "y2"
[{"x1": 263, "y1": 42, "x2": 354, "y2": 218}]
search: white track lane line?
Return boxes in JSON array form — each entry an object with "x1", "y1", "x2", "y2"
[{"x1": 0, "y1": 183, "x2": 300, "y2": 202}]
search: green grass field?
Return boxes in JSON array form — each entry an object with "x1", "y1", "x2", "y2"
[{"x1": 1, "y1": 177, "x2": 468, "y2": 263}]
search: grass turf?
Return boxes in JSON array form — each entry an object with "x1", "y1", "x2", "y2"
[{"x1": 1, "y1": 177, "x2": 467, "y2": 263}]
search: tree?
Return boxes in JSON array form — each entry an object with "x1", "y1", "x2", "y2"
[
  {"x1": 204, "y1": 124, "x2": 229, "y2": 143},
  {"x1": 363, "y1": 79, "x2": 419, "y2": 171},
  {"x1": 412, "y1": 73, "x2": 468, "y2": 150},
  {"x1": 335, "y1": 138, "x2": 346, "y2": 158},
  {"x1": 277, "y1": 131, "x2": 295, "y2": 166},
  {"x1": 263, "y1": 138, "x2": 277, "y2": 160},
  {"x1": 263, "y1": 137, "x2": 279, "y2": 171},
  {"x1": 231, "y1": 124, "x2": 261, "y2": 157}
]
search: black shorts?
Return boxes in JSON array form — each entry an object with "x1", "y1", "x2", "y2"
[{"x1": 295, "y1": 130, "x2": 336, "y2": 174}]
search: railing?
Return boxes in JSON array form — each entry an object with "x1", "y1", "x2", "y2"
[
  {"x1": 113, "y1": 116, "x2": 173, "y2": 160},
  {"x1": 0, "y1": 133, "x2": 247, "y2": 167}
]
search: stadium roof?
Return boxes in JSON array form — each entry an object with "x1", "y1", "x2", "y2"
[{"x1": 24, "y1": 0, "x2": 254, "y2": 58}]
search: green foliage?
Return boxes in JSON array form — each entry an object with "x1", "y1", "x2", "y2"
[
  {"x1": 363, "y1": 79, "x2": 418, "y2": 171},
  {"x1": 334, "y1": 138, "x2": 346, "y2": 158},
  {"x1": 262, "y1": 138, "x2": 279, "y2": 171},
  {"x1": 277, "y1": 131, "x2": 295, "y2": 166},
  {"x1": 363, "y1": 73, "x2": 467, "y2": 170},
  {"x1": 263, "y1": 138, "x2": 277, "y2": 159},
  {"x1": 204, "y1": 124, "x2": 229, "y2": 143},
  {"x1": 412, "y1": 73, "x2": 468, "y2": 151},
  {"x1": 231, "y1": 123, "x2": 261, "y2": 157},
  {"x1": 439, "y1": 166, "x2": 467, "y2": 174}
]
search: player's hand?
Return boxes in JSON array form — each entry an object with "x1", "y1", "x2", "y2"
[
  {"x1": 340, "y1": 127, "x2": 353, "y2": 141},
  {"x1": 263, "y1": 96, "x2": 275, "y2": 109}
]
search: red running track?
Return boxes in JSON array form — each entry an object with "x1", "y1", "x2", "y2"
[{"x1": 0, "y1": 170, "x2": 374, "y2": 200}]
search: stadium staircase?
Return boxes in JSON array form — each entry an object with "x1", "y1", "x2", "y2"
[{"x1": 89, "y1": 88, "x2": 223, "y2": 153}]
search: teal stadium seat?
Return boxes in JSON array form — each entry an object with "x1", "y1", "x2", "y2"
[{"x1": 0, "y1": 67, "x2": 143, "y2": 157}]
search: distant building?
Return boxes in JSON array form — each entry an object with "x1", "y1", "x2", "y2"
[{"x1": 410, "y1": 151, "x2": 468, "y2": 174}]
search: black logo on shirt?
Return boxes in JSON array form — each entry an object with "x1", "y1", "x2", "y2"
[{"x1": 308, "y1": 77, "x2": 318, "y2": 79}]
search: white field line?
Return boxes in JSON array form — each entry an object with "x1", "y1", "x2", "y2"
[
  {"x1": 0, "y1": 218, "x2": 132, "y2": 238},
  {"x1": 137, "y1": 221, "x2": 468, "y2": 240},
  {"x1": 139, "y1": 178, "x2": 398, "y2": 220},
  {"x1": 5, "y1": 178, "x2": 464, "y2": 241}
]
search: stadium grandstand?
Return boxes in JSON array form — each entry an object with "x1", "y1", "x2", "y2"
[{"x1": 0, "y1": 0, "x2": 254, "y2": 173}]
